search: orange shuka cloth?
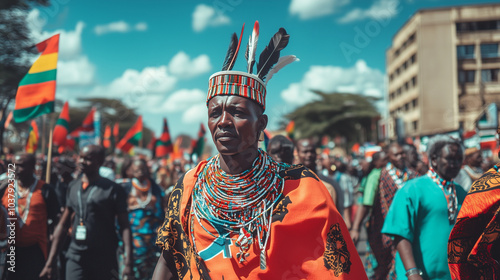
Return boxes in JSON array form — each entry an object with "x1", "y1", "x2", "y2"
[
  {"x1": 156, "y1": 162, "x2": 367, "y2": 280},
  {"x1": 448, "y1": 165, "x2": 500, "y2": 279},
  {"x1": 2, "y1": 180, "x2": 49, "y2": 259}
]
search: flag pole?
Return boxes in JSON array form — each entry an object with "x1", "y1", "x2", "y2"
[
  {"x1": 41, "y1": 115, "x2": 47, "y2": 156},
  {"x1": 45, "y1": 128, "x2": 53, "y2": 184}
]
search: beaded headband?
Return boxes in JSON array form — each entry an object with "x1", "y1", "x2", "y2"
[{"x1": 206, "y1": 21, "x2": 298, "y2": 111}]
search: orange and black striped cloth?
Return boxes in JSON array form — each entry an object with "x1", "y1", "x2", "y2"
[
  {"x1": 448, "y1": 165, "x2": 500, "y2": 279},
  {"x1": 156, "y1": 161, "x2": 367, "y2": 279}
]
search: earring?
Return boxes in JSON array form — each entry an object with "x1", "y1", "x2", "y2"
[{"x1": 259, "y1": 131, "x2": 265, "y2": 142}]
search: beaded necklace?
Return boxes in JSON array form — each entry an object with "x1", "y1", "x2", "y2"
[
  {"x1": 493, "y1": 164, "x2": 500, "y2": 173},
  {"x1": 130, "y1": 178, "x2": 153, "y2": 210},
  {"x1": 191, "y1": 149, "x2": 288, "y2": 269},
  {"x1": 386, "y1": 162, "x2": 409, "y2": 189},
  {"x1": 131, "y1": 178, "x2": 151, "y2": 192},
  {"x1": 427, "y1": 167, "x2": 458, "y2": 225}
]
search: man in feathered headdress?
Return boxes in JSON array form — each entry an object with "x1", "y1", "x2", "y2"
[{"x1": 153, "y1": 22, "x2": 367, "y2": 280}]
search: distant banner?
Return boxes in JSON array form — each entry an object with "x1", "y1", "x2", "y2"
[{"x1": 79, "y1": 131, "x2": 96, "y2": 149}]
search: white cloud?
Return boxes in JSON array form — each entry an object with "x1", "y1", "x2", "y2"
[
  {"x1": 25, "y1": 9, "x2": 96, "y2": 86},
  {"x1": 135, "y1": 22, "x2": 148, "y2": 31},
  {"x1": 281, "y1": 60, "x2": 385, "y2": 109},
  {"x1": 155, "y1": 89, "x2": 207, "y2": 124},
  {"x1": 94, "y1": 21, "x2": 148, "y2": 35},
  {"x1": 161, "y1": 89, "x2": 205, "y2": 113},
  {"x1": 168, "y1": 52, "x2": 211, "y2": 79},
  {"x1": 192, "y1": 4, "x2": 230, "y2": 32},
  {"x1": 89, "y1": 66, "x2": 177, "y2": 105},
  {"x1": 289, "y1": 0, "x2": 350, "y2": 20},
  {"x1": 57, "y1": 56, "x2": 96, "y2": 86},
  {"x1": 338, "y1": 0, "x2": 399, "y2": 23}
]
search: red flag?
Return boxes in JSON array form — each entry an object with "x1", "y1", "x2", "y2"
[
  {"x1": 113, "y1": 122, "x2": 119, "y2": 140},
  {"x1": 103, "y1": 125, "x2": 112, "y2": 148},
  {"x1": 25, "y1": 120, "x2": 39, "y2": 153},
  {"x1": 4, "y1": 111, "x2": 13, "y2": 129},
  {"x1": 155, "y1": 118, "x2": 173, "y2": 158},
  {"x1": 117, "y1": 116, "x2": 143, "y2": 153},
  {"x1": 286, "y1": 120, "x2": 295, "y2": 140},
  {"x1": 53, "y1": 101, "x2": 70, "y2": 146},
  {"x1": 69, "y1": 107, "x2": 95, "y2": 138}
]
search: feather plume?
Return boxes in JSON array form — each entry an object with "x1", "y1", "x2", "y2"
[
  {"x1": 227, "y1": 23, "x2": 245, "y2": 70},
  {"x1": 265, "y1": 55, "x2": 299, "y2": 85},
  {"x1": 256, "y1": 28, "x2": 290, "y2": 81},
  {"x1": 222, "y1": 33, "x2": 238, "y2": 71},
  {"x1": 245, "y1": 21, "x2": 259, "y2": 74}
]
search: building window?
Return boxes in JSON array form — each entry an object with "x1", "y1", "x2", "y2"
[
  {"x1": 403, "y1": 61, "x2": 408, "y2": 70},
  {"x1": 410, "y1": 54, "x2": 416, "y2": 64},
  {"x1": 389, "y1": 73, "x2": 394, "y2": 81},
  {"x1": 480, "y1": 43, "x2": 499, "y2": 58},
  {"x1": 412, "y1": 120, "x2": 418, "y2": 131},
  {"x1": 412, "y1": 98, "x2": 418, "y2": 108},
  {"x1": 404, "y1": 103, "x2": 409, "y2": 111},
  {"x1": 458, "y1": 70, "x2": 475, "y2": 83},
  {"x1": 397, "y1": 87, "x2": 402, "y2": 96},
  {"x1": 457, "y1": 45, "x2": 475, "y2": 59},
  {"x1": 404, "y1": 81, "x2": 409, "y2": 91},
  {"x1": 389, "y1": 92, "x2": 395, "y2": 100},
  {"x1": 481, "y1": 69, "x2": 499, "y2": 82},
  {"x1": 456, "y1": 20, "x2": 500, "y2": 33},
  {"x1": 411, "y1": 76, "x2": 417, "y2": 87}
]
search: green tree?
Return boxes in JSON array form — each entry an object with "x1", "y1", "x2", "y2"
[
  {"x1": 0, "y1": 0, "x2": 50, "y2": 154},
  {"x1": 285, "y1": 90, "x2": 380, "y2": 144}
]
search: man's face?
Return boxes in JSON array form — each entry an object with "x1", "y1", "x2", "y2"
[
  {"x1": 132, "y1": 160, "x2": 148, "y2": 181},
  {"x1": 296, "y1": 140, "x2": 316, "y2": 170},
  {"x1": 432, "y1": 144, "x2": 463, "y2": 181},
  {"x1": 14, "y1": 155, "x2": 35, "y2": 179},
  {"x1": 468, "y1": 151, "x2": 483, "y2": 168},
  {"x1": 78, "y1": 146, "x2": 102, "y2": 175},
  {"x1": 406, "y1": 147, "x2": 419, "y2": 168},
  {"x1": 375, "y1": 152, "x2": 387, "y2": 169},
  {"x1": 388, "y1": 144, "x2": 406, "y2": 170},
  {"x1": 268, "y1": 141, "x2": 294, "y2": 164},
  {"x1": 207, "y1": 95, "x2": 266, "y2": 156}
]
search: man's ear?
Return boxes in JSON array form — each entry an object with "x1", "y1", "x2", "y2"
[{"x1": 258, "y1": 114, "x2": 268, "y2": 132}]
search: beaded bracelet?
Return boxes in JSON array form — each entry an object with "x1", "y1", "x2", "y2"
[{"x1": 405, "y1": 268, "x2": 423, "y2": 277}]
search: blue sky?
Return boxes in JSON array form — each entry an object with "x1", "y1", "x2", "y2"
[{"x1": 27, "y1": 0, "x2": 498, "y2": 142}]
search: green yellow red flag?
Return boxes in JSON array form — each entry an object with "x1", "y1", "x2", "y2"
[{"x1": 14, "y1": 34, "x2": 59, "y2": 123}]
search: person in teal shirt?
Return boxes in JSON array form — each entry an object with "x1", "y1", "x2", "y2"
[{"x1": 382, "y1": 135, "x2": 467, "y2": 280}]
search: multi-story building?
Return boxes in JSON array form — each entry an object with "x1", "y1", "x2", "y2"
[{"x1": 386, "y1": 3, "x2": 500, "y2": 138}]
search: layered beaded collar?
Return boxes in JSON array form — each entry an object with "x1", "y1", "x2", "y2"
[
  {"x1": 386, "y1": 162, "x2": 409, "y2": 189},
  {"x1": 191, "y1": 149, "x2": 289, "y2": 269},
  {"x1": 427, "y1": 167, "x2": 458, "y2": 225}
]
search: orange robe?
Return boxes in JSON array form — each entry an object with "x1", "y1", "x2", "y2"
[
  {"x1": 448, "y1": 165, "x2": 500, "y2": 279},
  {"x1": 156, "y1": 162, "x2": 367, "y2": 279}
]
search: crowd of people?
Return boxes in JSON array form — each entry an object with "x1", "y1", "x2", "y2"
[
  {"x1": 1, "y1": 131, "x2": 499, "y2": 279},
  {"x1": 1, "y1": 22, "x2": 499, "y2": 280}
]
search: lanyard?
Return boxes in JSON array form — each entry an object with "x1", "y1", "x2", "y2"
[
  {"x1": 14, "y1": 177, "x2": 38, "y2": 226},
  {"x1": 77, "y1": 184, "x2": 97, "y2": 225}
]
